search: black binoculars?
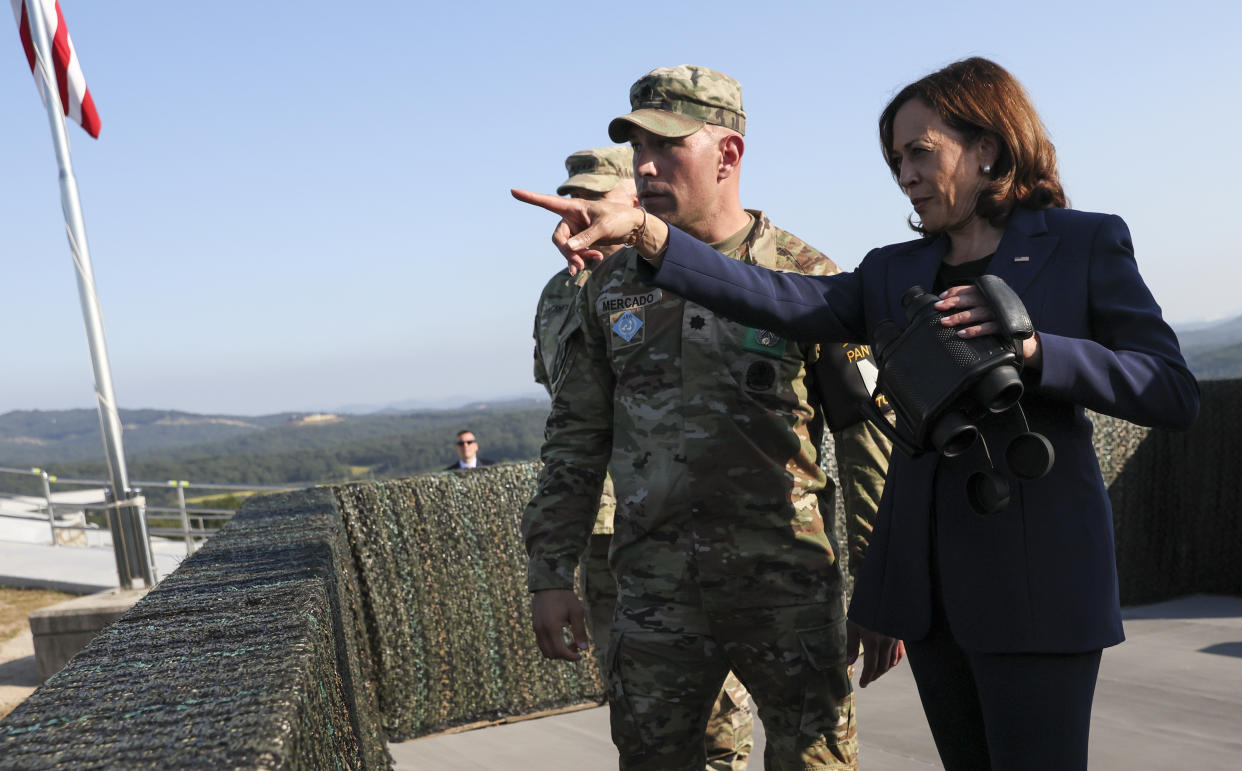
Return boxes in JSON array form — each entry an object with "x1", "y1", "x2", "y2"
[{"x1": 863, "y1": 276, "x2": 1054, "y2": 515}]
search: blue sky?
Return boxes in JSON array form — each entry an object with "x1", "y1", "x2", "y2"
[{"x1": 2, "y1": 1, "x2": 1238, "y2": 415}]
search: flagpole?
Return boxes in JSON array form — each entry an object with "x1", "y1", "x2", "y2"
[{"x1": 23, "y1": 0, "x2": 153, "y2": 588}]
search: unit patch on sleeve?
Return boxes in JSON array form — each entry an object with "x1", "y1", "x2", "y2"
[{"x1": 742, "y1": 328, "x2": 787, "y2": 358}]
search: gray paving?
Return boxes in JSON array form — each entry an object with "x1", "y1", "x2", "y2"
[
  {"x1": 0, "y1": 539, "x2": 185, "y2": 593},
  {"x1": 390, "y1": 595, "x2": 1242, "y2": 770},
  {"x1": 4, "y1": 531, "x2": 1237, "y2": 768}
]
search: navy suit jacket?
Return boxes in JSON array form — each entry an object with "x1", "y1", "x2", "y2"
[
  {"x1": 649, "y1": 207, "x2": 1200, "y2": 652},
  {"x1": 445, "y1": 458, "x2": 496, "y2": 471}
]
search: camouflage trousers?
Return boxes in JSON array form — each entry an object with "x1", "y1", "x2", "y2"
[
  {"x1": 606, "y1": 600, "x2": 857, "y2": 771},
  {"x1": 578, "y1": 535, "x2": 754, "y2": 770}
]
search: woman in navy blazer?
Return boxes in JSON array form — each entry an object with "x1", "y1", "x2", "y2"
[{"x1": 515, "y1": 57, "x2": 1199, "y2": 770}]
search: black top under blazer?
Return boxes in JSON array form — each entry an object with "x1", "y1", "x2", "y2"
[{"x1": 647, "y1": 207, "x2": 1200, "y2": 653}]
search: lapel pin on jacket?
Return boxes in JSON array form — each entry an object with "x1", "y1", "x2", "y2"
[{"x1": 1014, "y1": 255, "x2": 1030, "y2": 262}]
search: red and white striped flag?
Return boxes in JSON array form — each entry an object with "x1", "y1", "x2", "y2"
[{"x1": 10, "y1": 0, "x2": 100, "y2": 137}]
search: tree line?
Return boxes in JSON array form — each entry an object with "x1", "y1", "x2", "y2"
[{"x1": 0, "y1": 406, "x2": 550, "y2": 507}]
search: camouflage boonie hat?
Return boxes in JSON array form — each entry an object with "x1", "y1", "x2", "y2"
[
  {"x1": 607, "y1": 64, "x2": 746, "y2": 143},
  {"x1": 556, "y1": 145, "x2": 634, "y2": 196}
]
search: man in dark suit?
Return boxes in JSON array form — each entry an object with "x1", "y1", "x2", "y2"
[{"x1": 445, "y1": 429, "x2": 496, "y2": 470}]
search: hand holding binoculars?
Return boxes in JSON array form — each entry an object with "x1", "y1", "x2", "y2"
[{"x1": 862, "y1": 275, "x2": 1054, "y2": 515}]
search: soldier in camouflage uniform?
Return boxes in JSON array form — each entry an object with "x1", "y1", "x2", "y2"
[
  {"x1": 532, "y1": 146, "x2": 631, "y2": 668},
  {"x1": 522, "y1": 66, "x2": 899, "y2": 770},
  {"x1": 532, "y1": 145, "x2": 755, "y2": 770}
]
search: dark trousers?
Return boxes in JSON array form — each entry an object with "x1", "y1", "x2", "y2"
[{"x1": 906, "y1": 588, "x2": 1102, "y2": 771}]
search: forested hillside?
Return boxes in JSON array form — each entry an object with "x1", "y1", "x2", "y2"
[
  {"x1": 0, "y1": 409, "x2": 292, "y2": 465},
  {"x1": 0, "y1": 403, "x2": 550, "y2": 501},
  {"x1": 1183, "y1": 341, "x2": 1242, "y2": 380},
  {"x1": 1176, "y1": 314, "x2": 1242, "y2": 380}
]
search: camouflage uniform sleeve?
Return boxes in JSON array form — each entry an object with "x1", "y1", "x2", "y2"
[
  {"x1": 832, "y1": 419, "x2": 893, "y2": 581},
  {"x1": 807, "y1": 337, "x2": 893, "y2": 580},
  {"x1": 532, "y1": 300, "x2": 550, "y2": 393},
  {"x1": 522, "y1": 284, "x2": 615, "y2": 592},
  {"x1": 774, "y1": 227, "x2": 891, "y2": 580}
]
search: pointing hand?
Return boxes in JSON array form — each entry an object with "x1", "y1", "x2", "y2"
[{"x1": 512, "y1": 188, "x2": 667, "y2": 274}]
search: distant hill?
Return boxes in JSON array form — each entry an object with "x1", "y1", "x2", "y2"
[
  {"x1": 1183, "y1": 341, "x2": 1242, "y2": 381},
  {"x1": 0, "y1": 409, "x2": 292, "y2": 465},
  {"x1": 0, "y1": 402, "x2": 551, "y2": 500},
  {"x1": 1175, "y1": 314, "x2": 1242, "y2": 348},
  {"x1": 1175, "y1": 314, "x2": 1242, "y2": 381},
  {"x1": 335, "y1": 394, "x2": 546, "y2": 415}
]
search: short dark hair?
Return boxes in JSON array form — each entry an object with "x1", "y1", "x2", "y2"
[
  {"x1": 455, "y1": 429, "x2": 474, "y2": 438},
  {"x1": 879, "y1": 57, "x2": 1067, "y2": 235}
]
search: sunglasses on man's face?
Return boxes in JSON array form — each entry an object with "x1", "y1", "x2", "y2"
[{"x1": 456, "y1": 439, "x2": 477, "y2": 446}]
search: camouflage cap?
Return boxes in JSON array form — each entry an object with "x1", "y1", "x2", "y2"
[
  {"x1": 556, "y1": 145, "x2": 635, "y2": 196},
  {"x1": 607, "y1": 64, "x2": 746, "y2": 143}
]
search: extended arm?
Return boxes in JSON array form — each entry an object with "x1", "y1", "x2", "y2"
[
  {"x1": 646, "y1": 226, "x2": 868, "y2": 344},
  {"x1": 512, "y1": 187, "x2": 867, "y2": 343}
]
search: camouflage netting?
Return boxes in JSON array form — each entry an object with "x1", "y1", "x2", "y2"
[
  {"x1": 1093, "y1": 380, "x2": 1242, "y2": 604},
  {"x1": 0, "y1": 488, "x2": 389, "y2": 771},
  {"x1": 333, "y1": 464, "x2": 603, "y2": 741},
  {"x1": 1, "y1": 382, "x2": 1236, "y2": 766},
  {"x1": 819, "y1": 436, "x2": 852, "y2": 595}
]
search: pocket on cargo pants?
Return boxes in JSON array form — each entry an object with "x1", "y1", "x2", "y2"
[
  {"x1": 606, "y1": 630, "x2": 730, "y2": 770},
  {"x1": 793, "y1": 619, "x2": 858, "y2": 769}
]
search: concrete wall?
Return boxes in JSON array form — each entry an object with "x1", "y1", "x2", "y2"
[{"x1": 27, "y1": 588, "x2": 148, "y2": 681}]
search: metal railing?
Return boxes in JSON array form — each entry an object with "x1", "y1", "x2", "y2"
[{"x1": 0, "y1": 465, "x2": 299, "y2": 556}]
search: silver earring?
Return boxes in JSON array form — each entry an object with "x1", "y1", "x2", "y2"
[{"x1": 982, "y1": 164, "x2": 992, "y2": 174}]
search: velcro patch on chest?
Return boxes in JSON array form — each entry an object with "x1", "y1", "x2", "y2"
[
  {"x1": 596, "y1": 289, "x2": 662, "y2": 315},
  {"x1": 742, "y1": 327, "x2": 787, "y2": 358},
  {"x1": 745, "y1": 360, "x2": 777, "y2": 391}
]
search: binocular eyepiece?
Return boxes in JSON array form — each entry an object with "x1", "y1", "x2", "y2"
[{"x1": 863, "y1": 277, "x2": 1054, "y2": 515}]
